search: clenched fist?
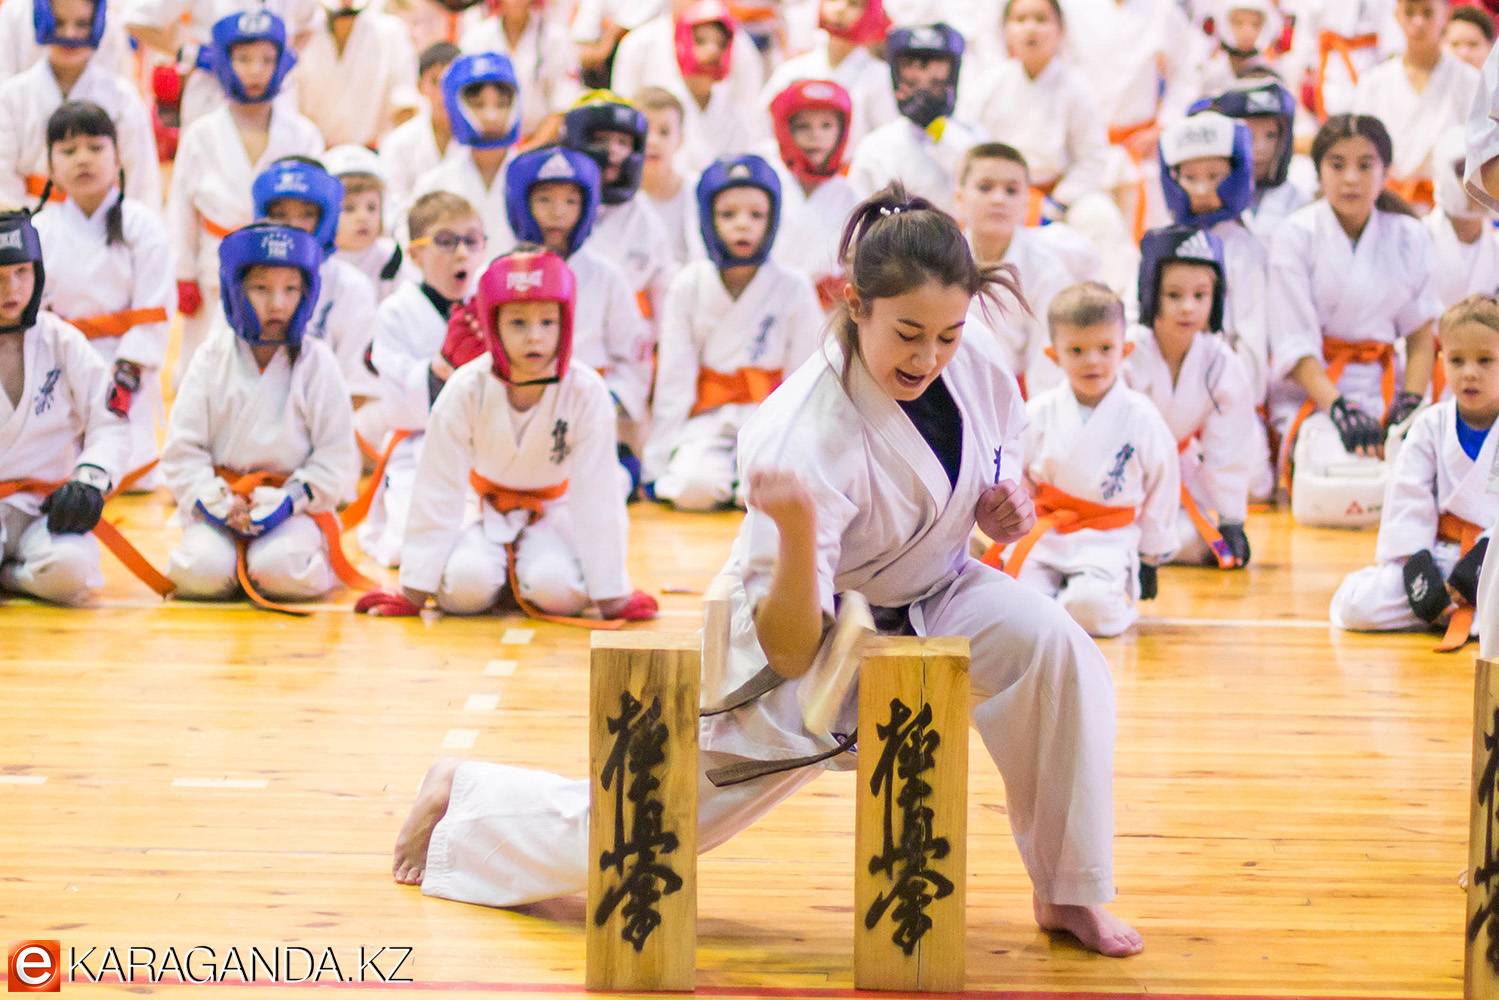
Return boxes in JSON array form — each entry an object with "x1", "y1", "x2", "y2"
[{"x1": 975, "y1": 480, "x2": 1035, "y2": 546}]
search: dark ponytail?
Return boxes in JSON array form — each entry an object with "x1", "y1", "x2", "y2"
[
  {"x1": 42, "y1": 101, "x2": 127, "y2": 245},
  {"x1": 1310, "y1": 113, "x2": 1417, "y2": 219},
  {"x1": 829, "y1": 182, "x2": 1025, "y2": 386}
]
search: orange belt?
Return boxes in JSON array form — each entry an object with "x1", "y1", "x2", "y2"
[
  {"x1": 690, "y1": 366, "x2": 782, "y2": 418},
  {"x1": 202, "y1": 216, "x2": 235, "y2": 239},
  {"x1": 65, "y1": 307, "x2": 170, "y2": 340},
  {"x1": 1282, "y1": 336, "x2": 1396, "y2": 490},
  {"x1": 1313, "y1": 30, "x2": 1378, "y2": 120},
  {"x1": 1177, "y1": 434, "x2": 1236, "y2": 569},
  {"x1": 635, "y1": 288, "x2": 654, "y2": 321},
  {"x1": 342, "y1": 430, "x2": 412, "y2": 530},
  {"x1": 981, "y1": 482, "x2": 1137, "y2": 576},
  {"x1": 0, "y1": 461, "x2": 173, "y2": 597},
  {"x1": 355, "y1": 429, "x2": 383, "y2": 465},
  {"x1": 1026, "y1": 180, "x2": 1059, "y2": 228},
  {"x1": 1388, "y1": 175, "x2": 1434, "y2": 213},
  {"x1": 1107, "y1": 118, "x2": 1155, "y2": 242},
  {"x1": 212, "y1": 467, "x2": 378, "y2": 615},
  {"x1": 24, "y1": 175, "x2": 65, "y2": 203},
  {"x1": 470, "y1": 471, "x2": 625, "y2": 630},
  {"x1": 1436, "y1": 512, "x2": 1483, "y2": 652}
]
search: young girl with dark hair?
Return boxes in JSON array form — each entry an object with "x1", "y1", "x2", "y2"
[
  {"x1": 390, "y1": 183, "x2": 1145, "y2": 960},
  {"x1": 32, "y1": 101, "x2": 174, "y2": 489},
  {"x1": 1267, "y1": 113, "x2": 1442, "y2": 519}
]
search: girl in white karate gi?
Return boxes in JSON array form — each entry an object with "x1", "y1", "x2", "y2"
[
  {"x1": 1331, "y1": 296, "x2": 1499, "y2": 648},
  {"x1": 32, "y1": 101, "x2": 175, "y2": 488},
  {"x1": 643, "y1": 154, "x2": 823, "y2": 511},
  {"x1": 0, "y1": 0, "x2": 162, "y2": 212},
  {"x1": 0, "y1": 210, "x2": 131, "y2": 606},
  {"x1": 1266, "y1": 114, "x2": 1441, "y2": 503},
  {"x1": 354, "y1": 249, "x2": 658, "y2": 622},
  {"x1": 956, "y1": 0, "x2": 1135, "y2": 288},
  {"x1": 164, "y1": 10, "x2": 323, "y2": 387},
  {"x1": 162, "y1": 224, "x2": 359, "y2": 608},
  {"x1": 390, "y1": 186, "x2": 1145, "y2": 959}
]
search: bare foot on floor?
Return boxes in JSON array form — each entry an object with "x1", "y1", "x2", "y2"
[
  {"x1": 392, "y1": 758, "x2": 460, "y2": 886},
  {"x1": 1033, "y1": 893, "x2": 1144, "y2": 957}
]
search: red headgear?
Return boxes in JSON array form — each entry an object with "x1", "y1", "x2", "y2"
[
  {"x1": 475, "y1": 251, "x2": 576, "y2": 385},
  {"x1": 674, "y1": 0, "x2": 735, "y2": 82},
  {"x1": 818, "y1": 0, "x2": 890, "y2": 46},
  {"x1": 770, "y1": 79, "x2": 853, "y2": 183}
]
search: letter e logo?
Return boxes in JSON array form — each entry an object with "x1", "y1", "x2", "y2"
[{"x1": 8, "y1": 942, "x2": 60, "y2": 992}]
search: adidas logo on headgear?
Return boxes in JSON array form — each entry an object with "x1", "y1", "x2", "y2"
[
  {"x1": 911, "y1": 27, "x2": 941, "y2": 47},
  {"x1": 538, "y1": 153, "x2": 575, "y2": 180},
  {"x1": 1175, "y1": 231, "x2": 1217, "y2": 262},
  {"x1": 1246, "y1": 90, "x2": 1280, "y2": 112},
  {"x1": 727, "y1": 163, "x2": 751, "y2": 179}
]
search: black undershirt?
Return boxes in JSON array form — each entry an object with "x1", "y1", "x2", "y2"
[
  {"x1": 420, "y1": 282, "x2": 456, "y2": 318},
  {"x1": 898, "y1": 376, "x2": 963, "y2": 487}
]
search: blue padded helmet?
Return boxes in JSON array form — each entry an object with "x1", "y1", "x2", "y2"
[
  {"x1": 1138, "y1": 225, "x2": 1226, "y2": 333},
  {"x1": 442, "y1": 52, "x2": 520, "y2": 149},
  {"x1": 1158, "y1": 111, "x2": 1255, "y2": 229},
  {"x1": 696, "y1": 154, "x2": 781, "y2": 269},
  {"x1": 207, "y1": 9, "x2": 296, "y2": 104},
  {"x1": 218, "y1": 223, "x2": 322, "y2": 347},
  {"x1": 503, "y1": 146, "x2": 601, "y2": 258},
  {"x1": 0, "y1": 211, "x2": 46, "y2": 333},
  {"x1": 33, "y1": 0, "x2": 106, "y2": 48},
  {"x1": 252, "y1": 158, "x2": 344, "y2": 258},
  {"x1": 1190, "y1": 77, "x2": 1297, "y2": 189}
]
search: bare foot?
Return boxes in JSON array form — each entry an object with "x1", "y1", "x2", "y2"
[
  {"x1": 392, "y1": 758, "x2": 460, "y2": 886},
  {"x1": 1033, "y1": 893, "x2": 1144, "y2": 957}
]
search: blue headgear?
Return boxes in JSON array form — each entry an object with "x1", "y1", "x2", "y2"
[
  {"x1": 562, "y1": 91, "x2": 647, "y2": 206},
  {"x1": 696, "y1": 154, "x2": 781, "y2": 269},
  {"x1": 504, "y1": 146, "x2": 601, "y2": 258},
  {"x1": 1138, "y1": 225, "x2": 1226, "y2": 333},
  {"x1": 0, "y1": 211, "x2": 46, "y2": 334},
  {"x1": 1157, "y1": 110, "x2": 1255, "y2": 229},
  {"x1": 885, "y1": 23, "x2": 964, "y2": 128},
  {"x1": 442, "y1": 52, "x2": 520, "y2": 149},
  {"x1": 218, "y1": 224, "x2": 323, "y2": 347},
  {"x1": 208, "y1": 9, "x2": 296, "y2": 104},
  {"x1": 33, "y1": 0, "x2": 106, "y2": 48},
  {"x1": 1190, "y1": 77, "x2": 1297, "y2": 189},
  {"x1": 252, "y1": 158, "x2": 344, "y2": 258}
]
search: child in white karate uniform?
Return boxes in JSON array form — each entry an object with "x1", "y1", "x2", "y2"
[
  {"x1": 297, "y1": 0, "x2": 418, "y2": 149},
  {"x1": 326, "y1": 144, "x2": 404, "y2": 304},
  {"x1": 459, "y1": 0, "x2": 581, "y2": 143},
  {"x1": 0, "y1": 210, "x2": 131, "y2": 605},
  {"x1": 162, "y1": 224, "x2": 359, "y2": 607},
  {"x1": 1425, "y1": 127, "x2": 1499, "y2": 311},
  {"x1": 503, "y1": 144, "x2": 652, "y2": 490},
  {"x1": 380, "y1": 42, "x2": 459, "y2": 213},
  {"x1": 1007, "y1": 281, "x2": 1180, "y2": 638},
  {"x1": 1195, "y1": 76, "x2": 1312, "y2": 244},
  {"x1": 759, "y1": 0, "x2": 897, "y2": 149},
  {"x1": 357, "y1": 192, "x2": 484, "y2": 568},
  {"x1": 767, "y1": 79, "x2": 862, "y2": 311},
  {"x1": 957, "y1": 0, "x2": 1135, "y2": 288},
  {"x1": 164, "y1": 10, "x2": 323, "y2": 386},
  {"x1": 354, "y1": 249, "x2": 658, "y2": 621},
  {"x1": 644, "y1": 154, "x2": 823, "y2": 511},
  {"x1": 0, "y1": 0, "x2": 161, "y2": 211},
  {"x1": 0, "y1": 0, "x2": 131, "y2": 82},
  {"x1": 1352, "y1": 0, "x2": 1480, "y2": 213},
  {"x1": 32, "y1": 101, "x2": 174, "y2": 489},
  {"x1": 391, "y1": 186, "x2": 1145, "y2": 960},
  {"x1": 953, "y1": 142, "x2": 1073, "y2": 395},
  {"x1": 635, "y1": 86, "x2": 693, "y2": 265},
  {"x1": 1124, "y1": 226, "x2": 1256, "y2": 568},
  {"x1": 410, "y1": 51, "x2": 522, "y2": 257},
  {"x1": 1331, "y1": 296, "x2": 1499, "y2": 648},
  {"x1": 847, "y1": 23, "x2": 984, "y2": 214},
  {"x1": 1443, "y1": 4, "x2": 1493, "y2": 69},
  {"x1": 1267, "y1": 114, "x2": 1440, "y2": 518}
]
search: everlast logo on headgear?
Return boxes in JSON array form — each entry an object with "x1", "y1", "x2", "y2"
[
  {"x1": 263, "y1": 231, "x2": 294, "y2": 260},
  {"x1": 538, "y1": 153, "x2": 574, "y2": 180},
  {"x1": 0, "y1": 230, "x2": 23, "y2": 251},
  {"x1": 507, "y1": 269, "x2": 544, "y2": 292},
  {"x1": 804, "y1": 82, "x2": 836, "y2": 100},
  {"x1": 238, "y1": 10, "x2": 272, "y2": 32}
]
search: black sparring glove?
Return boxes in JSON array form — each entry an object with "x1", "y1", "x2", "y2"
[
  {"x1": 1138, "y1": 562, "x2": 1158, "y2": 601},
  {"x1": 1384, "y1": 390, "x2": 1423, "y2": 432},
  {"x1": 1403, "y1": 549, "x2": 1448, "y2": 623},
  {"x1": 40, "y1": 480, "x2": 105, "y2": 535},
  {"x1": 1329, "y1": 396, "x2": 1384, "y2": 454},
  {"x1": 1450, "y1": 538, "x2": 1489, "y2": 607},
  {"x1": 1218, "y1": 521, "x2": 1251, "y2": 568}
]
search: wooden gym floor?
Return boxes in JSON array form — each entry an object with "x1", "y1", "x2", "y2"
[{"x1": 0, "y1": 492, "x2": 1475, "y2": 998}]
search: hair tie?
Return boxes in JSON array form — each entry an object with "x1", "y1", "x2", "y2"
[{"x1": 878, "y1": 203, "x2": 904, "y2": 217}]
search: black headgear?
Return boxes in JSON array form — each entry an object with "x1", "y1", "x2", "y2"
[{"x1": 0, "y1": 212, "x2": 45, "y2": 334}]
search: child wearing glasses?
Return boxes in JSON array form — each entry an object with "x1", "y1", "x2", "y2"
[{"x1": 357, "y1": 191, "x2": 485, "y2": 567}]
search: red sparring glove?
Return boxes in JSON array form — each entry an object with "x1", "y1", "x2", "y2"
[
  {"x1": 613, "y1": 589, "x2": 659, "y2": 621},
  {"x1": 814, "y1": 273, "x2": 845, "y2": 312},
  {"x1": 354, "y1": 588, "x2": 424, "y2": 616},
  {"x1": 441, "y1": 302, "x2": 488, "y2": 369},
  {"x1": 177, "y1": 279, "x2": 203, "y2": 317}
]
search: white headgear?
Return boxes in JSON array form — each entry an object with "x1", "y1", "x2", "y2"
[{"x1": 1434, "y1": 127, "x2": 1487, "y2": 221}]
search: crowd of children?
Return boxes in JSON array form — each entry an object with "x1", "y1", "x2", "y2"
[{"x1": 10, "y1": 0, "x2": 1499, "y2": 960}]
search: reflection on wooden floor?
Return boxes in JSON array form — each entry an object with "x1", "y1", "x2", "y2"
[{"x1": 0, "y1": 495, "x2": 1472, "y2": 997}]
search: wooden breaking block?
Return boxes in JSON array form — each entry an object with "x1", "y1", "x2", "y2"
[
  {"x1": 854, "y1": 635, "x2": 970, "y2": 993},
  {"x1": 1469, "y1": 657, "x2": 1499, "y2": 999},
  {"x1": 587, "y1": 632, "x2": 700, "y2": 992},
  {"x1": 701, "y1": 574, "x2": 735, "y2": 709}
]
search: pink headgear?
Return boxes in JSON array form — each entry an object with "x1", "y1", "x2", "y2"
[
  {"x1": 475, "y1": 251, "x2": 576, "y2": 385},
  {"x1": 818, "y1": 0, "x2": 890, "y2": 46},
  {"x1": 674, "y1": 0, "x2": 736, "y2": 81}
]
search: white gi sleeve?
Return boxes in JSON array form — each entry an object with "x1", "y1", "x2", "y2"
[
  {"x1": 289, "y1": 345, "x2": 358, "y2": 512},
  {"x1": 600, "y1": 267, "x2": 652, "y2": 420},
  {"x1": 117, "y1": 206, "x2": 176, "y2": 369},
  {"x1": 399, "y1": 364, "x2": 482, "y2": 594},
  {"x1": 1266, "y1": 217, "x2": 1325, "y2": 382},
  {"x1": 642, "y1": 269, "x2": 700, "y2": 482},
  {"x1": 564, "y1": 376, "x2": 632, "y2": 602},
  {"x1": 1373, "y1": 409, "x2": 1443, "y2": 563},
  {"x1": 1198, "y1": 345, "x2": 1256, "y2": 523},
  {"x1": 1136, "y1": 406, "x2": 1183, "y2": 560},
  {"x1": 160, "y1": 342, "x2": 223, "y2": 510},
  {"x1": 58, "y1": 319, "x2": 131, "y2": 486}
]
